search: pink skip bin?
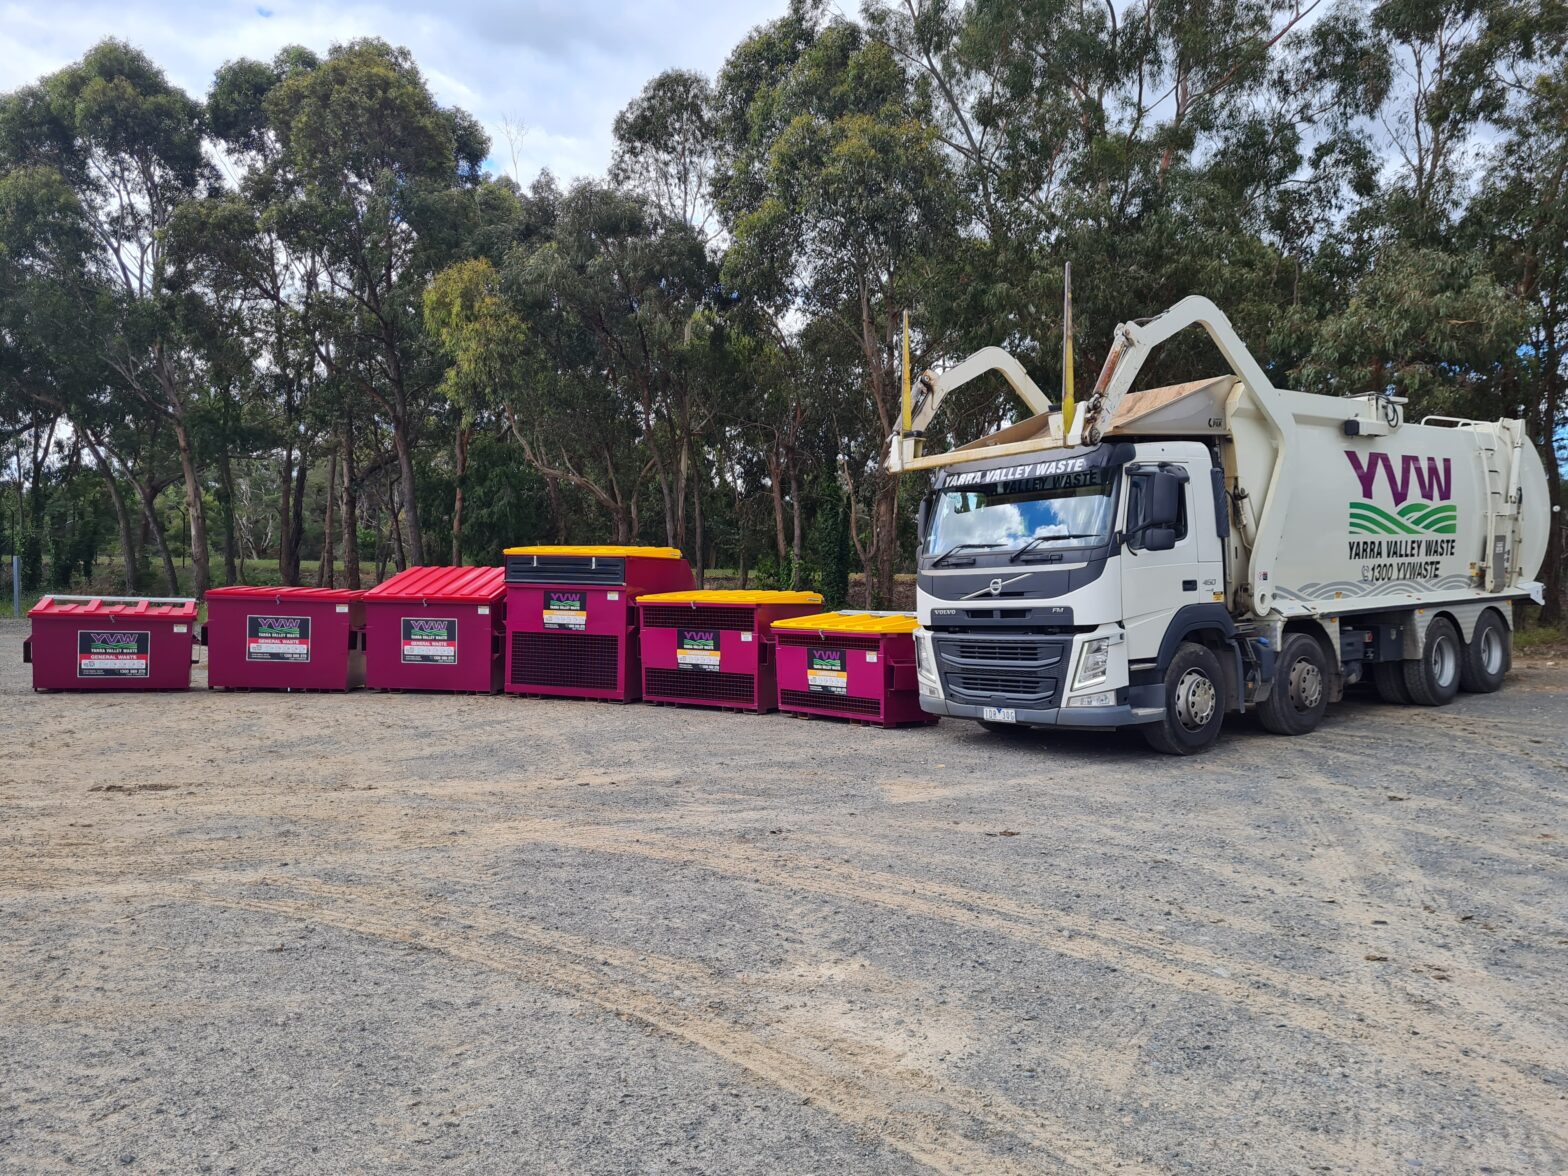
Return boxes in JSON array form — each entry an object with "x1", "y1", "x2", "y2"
[
  {"x1": 363, "y1": 566, "x2": 506, "y2": 693},
  {"x1": 503, "y1": 546, "x2": 694, "y2": 702},
  {"x1": 203, "y1": 585, "x2": 365, "y2": 691},
  {"x1": 24, "y1": 596, "x2": 199, "y2": 692},
  {"x1": 636, "y1": 590, "x2": 823, "y2": 713},
  {"x1": 771, "y1": 612, "x2": 936, "y2": 728}
]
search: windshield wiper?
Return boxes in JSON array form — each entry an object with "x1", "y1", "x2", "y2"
[
  {"x1": 930, "y1": 542, "x2": 1005, "y2": 567},
  {"x1": 1009, "y1": 534, "x2": 1102, "y2": 562}
]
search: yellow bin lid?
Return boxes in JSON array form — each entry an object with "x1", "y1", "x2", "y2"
[
  {"x1": 504, "y1": 545, "x2": 685, "y2": 559},
  {"x1": 637, "y1": 589, "x2": 823, "y2": 605},
  {"x1": 772, "y1": 611, "x2": 918, "y2": 634}
]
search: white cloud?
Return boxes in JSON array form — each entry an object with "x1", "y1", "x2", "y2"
[{"x1": 0, "y1": 0, "x2": 787, "y2": 183}]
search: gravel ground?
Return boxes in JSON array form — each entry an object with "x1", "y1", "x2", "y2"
[{"x1": 1, "y1": 616, "x2": 1565, "y2": 1175}]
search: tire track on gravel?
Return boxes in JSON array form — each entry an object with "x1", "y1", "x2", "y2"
[{"x1": 186, "y1": 882, "x2": 1158, "y2": 1176}]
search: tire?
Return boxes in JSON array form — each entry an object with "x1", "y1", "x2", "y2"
[
  {"x1": 1142, "y1": 642, "x2": 1226, "y2": 755},
  {"x1": 1459, "y1": 611, "x2": 1509, "y2": 694},
  {"x1": 1373, "y1": 660, "x2": 1412, "y2": 705},
  {"x1": 1257, "y1": 632, "x2": 1329, "y2": 736},
  {"x1": 1402, "y1": 616, "x2": 1461, "y2": 706}
]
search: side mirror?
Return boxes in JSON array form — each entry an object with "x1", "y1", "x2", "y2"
[
  {"x1": 917, "y1": 494, "x2": 931, "y2": 539},
  {"x1": 1142, "y1": 526, "x2": 1177, "y2": 552},
  {"x1": 1146, "y1": 471, "x2": 1183, "y2": 528}
]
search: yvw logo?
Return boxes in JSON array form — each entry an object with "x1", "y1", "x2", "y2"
[
  {"x1": 1345, "y1": 451, "x2": 1452, "y2": 506},
  {"x1": 89, "y1": 632, "x2": 136, "y2": 645},
  {"x1": 409, "y1": 620, "x2": 449, "y2": 634}
]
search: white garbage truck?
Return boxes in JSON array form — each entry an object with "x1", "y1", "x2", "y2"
[{"x1": 890, "y1": 296, "x2": 1553, "y2": 753}]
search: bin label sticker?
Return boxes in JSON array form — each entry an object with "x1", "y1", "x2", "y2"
[
  {"x1": 77, "y1": 630, "x2": 150, "y2": 678},
  {"x1": 401, "y1": 617, "x2": 458, "y2": 665},
  {"x1": 246, "y1": 615, "x2": 311, "y2": 662},
  {"x1": 677, "y1": 628, "x2": 720, "y2": 671},
  {"x1": 543, "y1": 591, "x2": 586, "y2": 630},
  {"x1": 808, "y1": 647, "x2": 847, "y2": 694}
]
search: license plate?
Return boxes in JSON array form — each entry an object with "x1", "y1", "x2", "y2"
[{"x1": 982, "y1": 707, "x2": 1017, "y2": 724}]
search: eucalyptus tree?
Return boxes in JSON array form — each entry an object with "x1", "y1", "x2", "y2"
[
  {"x1": 0, "y1": 39, "x2": 220, "y2": 593},
  {"x1": 715, "y1": 3, "x2": 962, "y2": 602}
]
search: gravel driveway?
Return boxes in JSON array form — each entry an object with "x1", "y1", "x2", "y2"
[{"x1": 1, "y1": 618, "x2": 1564, "y2": 1174}]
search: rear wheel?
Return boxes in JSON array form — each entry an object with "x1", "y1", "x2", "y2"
[
  {"x1": 1257, "y1": 633, "x2": 1329, "y2": 736},
  {"x1": 1402, "y1": 616, "x2": 1461, "y2": 706},
  {"x1": 1373, "y1": 660, "x2": 1412, "y2": 704},
  {"x1": 1460, "y1": 611, "x2": 1509, "y2": 693},
  {"x1": 1143, "y1": 643, "x2": 1226, "y2": 756}
]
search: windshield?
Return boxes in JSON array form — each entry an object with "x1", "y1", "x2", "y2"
[{"x1": 925, "y1": 472, "x2": 1115, "y2": 557}]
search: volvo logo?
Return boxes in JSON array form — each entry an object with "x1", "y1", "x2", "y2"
[{"x1": 964, "y1": 573, "x2": 1028, "y2": 600}]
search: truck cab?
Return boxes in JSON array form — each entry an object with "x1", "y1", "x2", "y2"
[{"x1": 913, "y1": 439, "x2": 1237, "y2": 748}]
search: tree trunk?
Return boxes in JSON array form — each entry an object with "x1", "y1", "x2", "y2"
[
  {"x1": 692, "y1": 462, "x2": 705, "y2": 589},
  {"x1": 392, "y1": 418, "x2": 424, "y2": 565},
  {"x1": 545, "y1": 475, "x2": 566, "y2": 542},
  {"x1": 768, "y1": 449, "x2": 788, "y2": 563},
  {"x1": 82, "y1": 437, "x2": 138, "y2": 594},
  {"x1": 318, "y1": 450, "x2": 337, "y2": 588},
  {"x1": 286, "y1": 453, "x2": 308, "y2": 586},
  {"x1": 789, "y1": 466, "x2": 804, "y2": 589},
  {"x1": 171, "y1": 416, "x2": 210, "y2": 598},
  {"x1": 217, "y1": 450, "x2": 238, "y2": 587},
  {"x1": 341, "y1": 417, "x2": 362, "y2": 590},
  {"x1": 872, "y1": 473, "x2": 898, "y2": 607},
  {"x1": 390, "y1": 491, "x2": 408, "y2": 572},
  {"x1": 451, "y1": 423, "x2": 469, "y2": 565},
  {"x1": 278, "y1": 448, "x2": 298, "y2": 585},
  {"x1": 132, "y1": 479, "x2": 179, "y2": 594}
]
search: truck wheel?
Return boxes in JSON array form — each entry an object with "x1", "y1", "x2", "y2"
[
  {"x1": 1142, "y1": 643, "x2": 1225, "y2": 755},
  {"x1": 1459, "y1": 611, "x2": 1509, "y2": 693},
  {"x1": 1257, "y1": 633, "x2": 1328, "y2": 736},
  {"x1": 1372, "y1": 661, "x2": 1412, "y2": 705},
  {"x1": 1402, "y1": 616, "x2": 1461, "y2": 706}
]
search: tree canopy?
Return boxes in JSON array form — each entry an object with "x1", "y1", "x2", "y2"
[{"x1": 2, "y1": 1, "x2": 1564, "y2": 616}]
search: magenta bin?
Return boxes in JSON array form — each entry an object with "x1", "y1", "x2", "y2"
[
  {"x1": 503, "y1": 546, "x2": 694, "y2": 701},
  {"x1": 24, "y1": 596, "x2": 198, "y2": 691},
  {"x1": 203, "y1": 585, "x2": 365, "y2": 691},
  {"x1": 772, "y1": 612, "x2": 936, "y2": 728},
  {"x1": 636, "y1": 590, "x2": 824, "y2": 713},
  {"x1": 363, "y1": 566, "x2": 506, "y2": 693}
]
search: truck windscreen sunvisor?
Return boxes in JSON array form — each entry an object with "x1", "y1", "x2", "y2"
[{"x1": 925, "y1": 470, "x2": 1114, "y2": 555}]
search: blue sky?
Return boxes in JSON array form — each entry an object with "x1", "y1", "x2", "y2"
[{"x1": 0, "y1": 0, "x2": 788, "y2": 182}]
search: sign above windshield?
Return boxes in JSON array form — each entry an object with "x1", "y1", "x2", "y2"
[{"x1": 942, "y1": 455, "x2": 1092, "y2": 488}]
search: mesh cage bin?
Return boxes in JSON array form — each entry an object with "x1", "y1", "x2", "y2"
[
  {"x1": 772, "y1": 612, "x2": 936, "y2": 728},
  {"x1": 503, "y1": 546, "x2": 694, "y2": 701},
  {"x1": 203, "y1": 586, "x2": 365, "y2": 691},
  {"x1": 25, "y1": 596, "x2": 198, "y2": 692},
  {"x1": 364, "y1": 566, "x2": 506, "y2": 693},
  {"x1": 636, "y1": 590, "x2": 823, "y2": 713}
]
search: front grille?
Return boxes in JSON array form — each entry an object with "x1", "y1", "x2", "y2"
[
  {"x1": 775, "y1": 632, "x2": 881, "y2": 651},
  {"x1": 951, "y1": 642, "x2": 1043, "y2": 662},
  {"x1": 505, "y1": 555, "x2": 626, "y2": 585},
  {"x1": 934, "y1": 634, "x2": 1064, "y2": 706},
  {"x1": 511, "y1": 631, "x2": 620, "y2": 690},
  {"x1": 780, "y1": 688, "x2": 880, "y2": 716},
  {"x1": 640, "y1": 605, "x2": 756, "y2": 632},
  {"x1": 645, "y1": 667, "x2": 756, "y2": 703}
]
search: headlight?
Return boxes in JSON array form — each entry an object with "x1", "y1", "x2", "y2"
[
  {"x1": 1073, "y1": 637, "x2": 1110, "y2": 689},
  {"x1": 915, "y1": 632, "x2": 934, "y2": 677}
]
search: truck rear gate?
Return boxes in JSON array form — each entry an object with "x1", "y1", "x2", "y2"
[
  {"x1": 25, "y1": 596, "x2": 198, "y2": 692},
  {"x1": 363, "y1": 566, "x2": 505, "y2": 693},
  {"x1": 503, "y1": 546, "x2": 694, "y2": 701},
  {"x1": 772, "y1": 612, "x2": 935, "y2": 728},
  {"x1": 203, "y1": 586, "x2": 365, "y2": 691},
  {"x1": 637, "y1": 590, "x2": 823, "y2": 713}
]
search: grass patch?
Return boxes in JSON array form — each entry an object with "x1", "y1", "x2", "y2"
[{"x1": 1514, "y1": 622, "x2": 1567, "y2": 652}]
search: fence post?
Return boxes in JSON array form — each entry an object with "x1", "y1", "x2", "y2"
[{"x1": 11, "y1": 555, "x2": 19, "y2": 617}]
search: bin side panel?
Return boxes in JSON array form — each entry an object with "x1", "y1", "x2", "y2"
[
  {"x1": 206, "y1": 598, "x2": 358, "y2": 690},
  {"x1": 364, "y1": 602, "x2": 500, "y2": 693},
  {"x1": 505, "y1": 585, "x2": 636, "y2": 700},
  {"x1": 29, "y1": 615, "x2": 194, "y2": 691}
]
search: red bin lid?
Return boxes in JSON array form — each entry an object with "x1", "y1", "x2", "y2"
[
  {"x1": 204, "y1": 585, "x2": 364, "y2": 602},
  {"x1": 28, "y1": 595, "x2": 199, "y2": 620},
  {"x1": 364, "y1": 565, "x2": 505, "y2": 604}
]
